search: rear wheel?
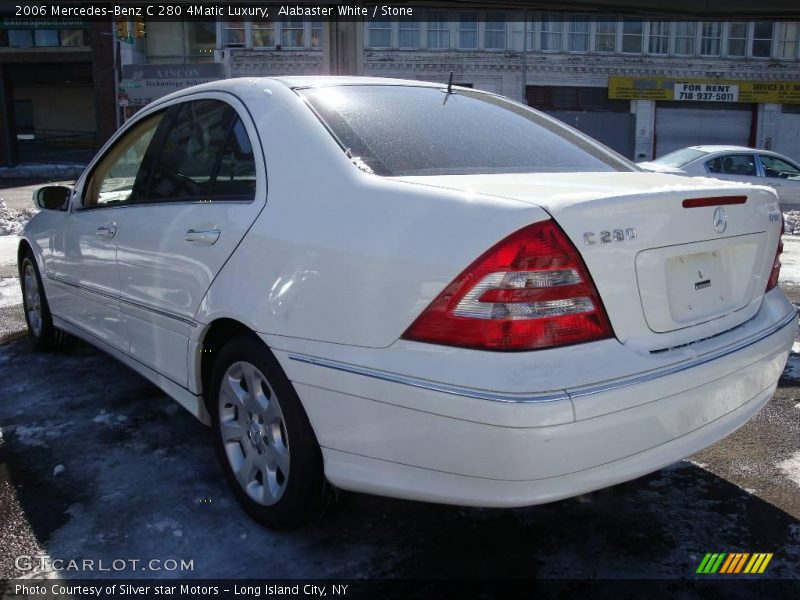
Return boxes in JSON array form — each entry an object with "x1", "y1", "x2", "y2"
[
  {"x1": 20, "y1": 254, "x2": 60, "y2": 349},
  {"x1": 208, "y1": 336, "x2": 325, "y2": 528}
]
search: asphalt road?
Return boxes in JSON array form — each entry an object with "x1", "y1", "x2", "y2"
[{"x1": 0, "y1": 299, "x2": 798, "y2": 581}]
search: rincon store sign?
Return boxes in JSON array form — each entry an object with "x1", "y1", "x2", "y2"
[{"x1": 609, "y1": 76, "x2": 800, "y2": 104}]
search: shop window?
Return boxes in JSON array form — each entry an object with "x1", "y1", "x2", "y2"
[
  {"x1": 648, "y1": 19, "x2": 669, "y2": 54},
  {"x1": 700, "y1": 22, "x2": 722, "y2": 56},
  {"x1": 727, "y1": 22, "x2": 747, "y2": 56},
  {"x1": 674, "y1": 22, "x2": 696, "y2": 55},
  {"x1": 223, "y1": 20, "x2": 245, "y2": 47},
  {"x1": 594, "y1": 17, "x2": 616, "y2": 52},
  {"x1": 568, "y1": 16, "x2": 590, "y2": 52},
  {"x1": 252, "y1": 19, "x2": 274, "y2": 48},
  {"x1": 399, "y1": 21, "x2": 419, "y2": 49},
  {"x1": 427, "y1": 11, "x2": 449, "y2": 49},
  {"x1": 622, "y1": 17, "x2": 643, "y2": 53},
  {"x1": 368, "y1": 17, "x2": 391, "y2": 48},
  {"x1": 540, "y1": 14, "x2": 562, "y2": 51},
  {"x1": 752, "y1": 21, "x2": 773, "y2": 57},
  {"x1": 484, "y1": 12, "x2": 506, "y2": 50},
  {"x1": 458, "y1": 12, "x2": 478, "y2": 49},
  {"x1": 311, "y1": 22, "x2": 322, "y2": 49},
  {"x1": 777, "y1": 22, "x2": 799, "y2": 59},
  {"x1": 282, "y1": 18, "x2": 304, "y2": 48}
]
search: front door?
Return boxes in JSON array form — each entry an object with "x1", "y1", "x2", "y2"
[
  {"x1": 53, "y1": 112, "x2": 166, "y2": 352},
  {"x1": 759, "y1": 154, "x2": 800, "y2": 206}
]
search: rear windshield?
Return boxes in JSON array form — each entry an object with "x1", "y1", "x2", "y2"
[
  {"x1": 653, "y1": 147, "x2": 709, "y2": 168},
  {"x1": 297, "y1": 85, "x2": 634, "y2": 177}
]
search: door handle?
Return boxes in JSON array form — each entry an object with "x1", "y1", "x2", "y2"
[
  {"x1": 185, "y1": 228, "x2": 220, "y2": 245},
  {"x1": 96, "y1": 224, "x2": 117, "y2": 239}
]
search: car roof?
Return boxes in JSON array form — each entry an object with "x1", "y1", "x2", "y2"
[{"x1": 689, "y1": 145, "x2": 758, "y2": 153}]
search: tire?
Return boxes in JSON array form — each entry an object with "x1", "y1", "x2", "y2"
[
  {"x1": 20, "y1": 253, "x2": 60, "y2": 350},
  {"x1": 208, "y1": 336, "x2": 326, "y2": 528}
]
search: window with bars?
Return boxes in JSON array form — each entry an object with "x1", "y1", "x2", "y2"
[
  {"x1": 727, "y1": 22, "x2": 747, "y2": 56},
  {"x1": 674, "y1": 22, "x2": 696, "y2": 55},
  {"x1": 622, "y1": 17, "x2": 643, "y2": 53},
  {"x1": 484, "y1": 12, "x2": 506, "y2": 49},
  {"x1": 458, "y1": 12, "x2": 478, "y2": 49},
  {"x1": 700, "y1": 22, "x2": 722, "y2": 56},
  {"x1": 399, "y1": 21, "x2": 419, "y2": 48},
  {"x1": 368, "y1": 17, "x2": 391, "y2": 48},
  {"x1": 777, "y1": 22, "x2": 799, "y2": 59},
  {"x1": 568, "y1": 16, "x2": 590, "y2": 52},
  {"x1": 752, "y1": 21, "x2": 773, "y2": 57},
  {"x1": 594, "y1": 17, "x2": 617, "y2": 52},
  {"x1": 540, "y1": 14, "x2": 562, "y2": 51},
  {"x1": 648, "y1": 19, "x2": 669, "y2": 54},
  {"x1": 427, "y1": 10, "x2": 449, "y2": 49}
]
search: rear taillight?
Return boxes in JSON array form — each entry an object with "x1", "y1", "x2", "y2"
[
  {"x1": 402, "y1": 219, "x2": 613, "y2": 351},
  {"x1": 766, "y1": 214, "x2": 784, "y2": 292}
]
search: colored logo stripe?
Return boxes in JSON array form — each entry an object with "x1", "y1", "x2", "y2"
[{"x1": 697, "y1": 552, "x2": 773, "y2": 574}]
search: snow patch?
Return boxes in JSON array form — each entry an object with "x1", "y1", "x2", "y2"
[
  {"x1": 777, "y1": 452, "x2": 800, "y2": 487},
  {"x1": 0, "y1": 200, "x2": 37, "y2": 236},
  {"x1": 0, "y1": 235, "x2": 19, "y2": 267},
  {"x1": 0, "y1": 277, "x2": 22, "y2": 308},
  {"x1": 12, "y1": 424, "x2": 63, "y2": 447},
  {"x1": 784, "y1": 210, "x2": 800, "y2": 236},
  {"x1": 780, "y1": 236, "x2": 800, "y2": 287}
]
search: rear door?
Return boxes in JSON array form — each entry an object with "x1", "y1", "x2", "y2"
[
  {"x1": 759, "y1": 154, "x2": 800, "y2": 205},
  {"x1": 112, "y1": 94, "x2": 265, "y2": 386}
]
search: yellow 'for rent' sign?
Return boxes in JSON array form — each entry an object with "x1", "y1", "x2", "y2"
[{"x1": 608, "y1": 76, "x2": 800, "y2": 104}]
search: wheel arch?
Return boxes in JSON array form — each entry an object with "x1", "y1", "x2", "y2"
[
  {"x1": 16, "y1": 237, "x2": 34, "y2": 277},
  {"x1": 197, "y1": 317, "x2": 262, "y2": 408}
]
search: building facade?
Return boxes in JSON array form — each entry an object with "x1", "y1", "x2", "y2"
[
  {"x1": 0, "y1": 19, "x2": 115, "y2": 167},
  {"x1": 7, "y1": 11, "x2": 798, "y2": 166},
  {"x1": 216, "y1": 12, "x2": 800, "y2": 162}
]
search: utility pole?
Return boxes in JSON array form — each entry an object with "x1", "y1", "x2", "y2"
[
  {"x1": 521, "y1": 10, "x2": 528, "y2": 104},
  {"x1": 322, "y1": 16, "x2": 364, "y2": 76}
]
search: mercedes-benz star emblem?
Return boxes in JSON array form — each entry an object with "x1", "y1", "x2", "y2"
[{"x1": 713, "y1": 206, "x2": 727, "y2": 234}]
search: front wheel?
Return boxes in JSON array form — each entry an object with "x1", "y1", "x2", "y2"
[
  {"x1": 20, "y1": 254, "x2": 59, "y2": 349},
  {"x1": 208, "y1": 336, "x2": 326, "y2": 528}
]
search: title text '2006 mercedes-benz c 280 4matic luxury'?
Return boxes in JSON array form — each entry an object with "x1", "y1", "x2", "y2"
[{"x1": 18, "y1": 77, "x2": 795, "y2": 527}]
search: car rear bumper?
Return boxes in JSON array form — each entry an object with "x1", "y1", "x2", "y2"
[{"x1": 269, "y1": 294, "x2": 795, "y2": 507}]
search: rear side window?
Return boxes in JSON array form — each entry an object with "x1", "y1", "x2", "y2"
[
  {"x1": 298, "y1": 85, "x2": 632, "y2": 176},
  {"x1": 706, "y1": 154, "x2": 756, "y2": 176},
  {"x1": 145, "y1": 99, "x2": 257, "y2": 202}
]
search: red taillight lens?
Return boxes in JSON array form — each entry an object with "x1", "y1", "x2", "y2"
[
  {"x1": 766, "y1": 215, "x2": 784, "y2": 292},
  {"x1": 402, "y1": 219, "x2": 613, "y2": 351}
]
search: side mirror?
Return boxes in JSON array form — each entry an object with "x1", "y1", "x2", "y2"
[{"x1": 34, "y1": 186, "x2": 71, "y2": 211}]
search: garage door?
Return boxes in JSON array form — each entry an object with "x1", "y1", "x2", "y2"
[
  {"x1": 654, "y1": 102, "x2": 754, "y2": 159},
  {"x1": 773, "y1": 105, "x2": 800, "y2": 163}
]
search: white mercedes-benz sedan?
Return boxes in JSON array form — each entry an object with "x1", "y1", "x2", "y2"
[{"x1": 18, "y1": 77, "x2": 795, "y2": 528}]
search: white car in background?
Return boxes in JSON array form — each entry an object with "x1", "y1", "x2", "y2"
[
  {"x1": 18, "y1": 77, "x2": 794, "y2": 528},
  {"x1": 639, "y1": 145, "x2": 800, "y2": 205}
]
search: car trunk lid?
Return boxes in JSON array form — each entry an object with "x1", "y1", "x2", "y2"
[{"x1": 394, "y1": 171, "x2": 782, "y2": 350}]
